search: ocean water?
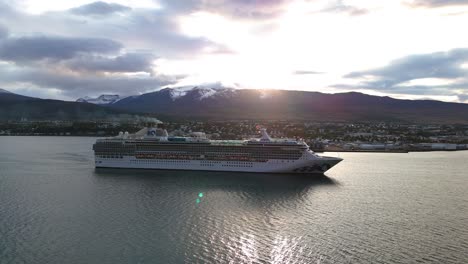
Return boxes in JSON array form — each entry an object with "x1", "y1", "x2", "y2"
[{"x1": 0, "y1": 136, "x2": 467, "y2": 264}]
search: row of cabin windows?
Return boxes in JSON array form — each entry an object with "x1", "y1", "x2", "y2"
[
  {"x1": 134, "y1": 154, "x2": 283, "y2": 162},
  {"x1": 97, "y1": 152, "x2": 300, "y2": 160},
  {"x1": 222, "y1": 164, "x2": 254, "y2": 167},
  {"x1": 133, "y1": 143, "x2": 300, "y2": 149},
  {"x1": 135, "y1": 153, "x2": 301, "y2": 160},
  {"x1": 98, "y1": 155, "x2": 123, "y2": 159},
  {"x1": 99, "y1": 142, "x2": 306, "y2": 150},
  {"x1": 131, "y1": 160, "x2": 250, "y2": 167},
  {"x1": 97, "y1": 145, "x2": 303, "y2": 155},
  {"x1": 96, "y1": 152, "x2": 133, "y2": 156},
  {"x1": 96, "y1": 149, "x2": 301, "y2": 156},
  {"x1": 134, "y1": 146, "x2": 303, "y2": 152},
  {"x1": 134, "y1": 150, "x2": 303, "y2": 156},
  {"x1": 132, "y1": 160, "x2": 190, "y2": 163}
]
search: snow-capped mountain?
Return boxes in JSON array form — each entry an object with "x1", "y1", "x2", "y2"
[
  {"x1": 163, "y1": 85, "x2": 237, "y2": 101},
  {"x1": 109, "y1": 86, "x2": 468, "y2": 123},
  {"x1": 76, "y1": 94, "x2": 124, "y2": 105},
  {"x1": 3, "y1": 85, "x2": 468, "y2": 123},
  {"x1": 76, "y1": 84, "x2": 238, "y2": 105},
  {"x1": 0, "y1": 90, "x2": 135, "y2": 121}
]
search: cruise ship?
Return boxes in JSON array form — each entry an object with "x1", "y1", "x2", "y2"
[{"x1": 93, "y1": 127, "x2": 342, "y2": 174}]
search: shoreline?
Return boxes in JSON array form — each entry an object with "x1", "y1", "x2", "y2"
[{"x1": 2, "y1": 135, "x2": 466, "y2": 153}]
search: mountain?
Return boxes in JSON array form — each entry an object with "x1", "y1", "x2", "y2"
[
  {"x1": 0, "y1": 88, "x2": 38, "y2": 103},
  {"x1": 3, "y1": 86, "x2": 468, "y2": 123},
  {"x1": 0, "y1": 89, "x2": 142, "y2": 121},
  {"x1": 0, "y1": 88, "x2": 12, "y2": 94},
  {"x1": 76, "y1": 94, "x2": 123, "y2": 105},
  {"x1": 111, "y1": 86, "x2": 468, "y2": 123}
]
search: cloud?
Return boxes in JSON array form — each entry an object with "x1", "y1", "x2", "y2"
[
  {"x1": 458, "y1": 93, "x2": 468, "y2": 102},
  {"x1": 334, "y1": 83, "x2": 467, "y2": 96},
  {"x1": 0, "y1": 1, "x2": 13, "y2": 14},
  {"x1": 115, "y1": 10, "x2": 229, "y2": 56},
  {"x1": 337, "y1": 48, "x2": 468, "y2": 100},
  {"x1": 158, "y1": 0, "x2": 288, "y2": 19},
  {"x1": 407, "y1": 0, "x2": 468, "y2": 7},
  {"x1": 70, "y1": 1, "x2": 131, "y2": 16},
  {"x1": 293, "y1": 70, "x2": 324, "y2": 75},
  {"x1": 66, "y1": 53, "x2": 156, "y2": 74},
  {"x1": 0, "y1": 64, "x2": 181, "y2": 97},
  {"x1": 0, "y1": 2, "x2": 205, "y2": 99},
  {"x1": 345, "y1": 48, "x2": 468, "y2": 86},
  {"x1": 0, "y1": 4, "x2": 228, "y2": 59},
  {"x1": 0, "y1": 22, "x2": 181, "y2": 98},
  {"x1": 0, "y1": 30, "x2": 158, "y2": 74},
  {"x1": 0, "y1": 35, "x2": 122, "y2": 62},
  {"x1": 320, "y1": 0, "x2": 368, "y2": 16},
  {"x1": 0, "y1": 24, "x2": 7, "y2": 39}
]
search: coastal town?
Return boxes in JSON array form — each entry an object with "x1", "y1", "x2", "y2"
[{"x1": 2, "y1": 120, "x2": 468, "y2": 152}]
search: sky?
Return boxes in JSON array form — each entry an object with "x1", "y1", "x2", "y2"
[{"x1": 1, "y1": 0, "x2": 468, "y2": 103}]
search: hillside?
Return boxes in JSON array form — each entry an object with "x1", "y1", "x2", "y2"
[
  {"x1": 110, "y1": 87, "x2": 468, "y2": 123},
  {"x1": 0, "y1": 89, "x2": 141, "y2": 121}
]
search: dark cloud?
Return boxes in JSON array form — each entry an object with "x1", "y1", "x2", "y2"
[
  {"x1": 345, "y1": 48, "x2": 468, "y2": 88},
  {"x1": 334, "y1": 83, "x2": 466, "y2": 97},
  {"x1": 0, "y1": 0, "x2": 250, "y2": 101},
  {"x1": 116, "y1": 10, "x2": 228, "y2": 57},
  {"x1": 408, "y1": 0, "x2": 468, "y2": 7},
  {"x1": 66, "y1": 53, "x2": 156, "y2": 74},
  {"x1": 0, "y1": 3, "x2": 207, "y2": 99},
  {"x1": 0, "y1": 35, "x2": 122, "y2": 62},
  {"x1": 320, "y1": 0, "x2": 368, "y2": 16},
  {"x1": 335, "y1": 48, "x2": 468, "y2": 101},
  {"x1": 293, "y1": 70, "x2": 324, "y2": 75},
  {"x1": 0, "y1": 5, "x2": 228, "y2": 59},
  {"x1": 0, "y1": 24, "x2": 7, "y2": 39},
  {"x1": 158, "y1": 0, "x2": 288, "y2": 19},
  {"x1": 70, "y1": 1, "x2": 131, "y2": 16},
  {"x1": 0, "y1": 65, "x2": 181, "y2": 97}
]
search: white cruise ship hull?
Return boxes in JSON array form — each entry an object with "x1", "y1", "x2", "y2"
[
  {"x1": 95, "y1": 155, "x2": 342, "y2": 174},
  {"x1": 93, "y1": 127, "x2": 343, "y2": 174}
]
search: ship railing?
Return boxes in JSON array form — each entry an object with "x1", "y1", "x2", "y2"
[{"x1": 209, "y1": 140, "x2": 246, "y2": 146}]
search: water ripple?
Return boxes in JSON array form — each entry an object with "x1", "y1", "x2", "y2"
[{"x1": 1, "y1": 137, "x2": 468, "y2": 263}]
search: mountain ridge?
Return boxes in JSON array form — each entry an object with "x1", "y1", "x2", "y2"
[
  {"x1": 109, "y1": 87, "x2": 468, "y2": 123},
  {"x1": 2, "y1": 87, "x2": 468, "y2": 123},
  {"x1": 76, "y1": 94, "x2": 124, "y2": 105},
  {"x1": 0, "y1": 88, "x2": 13, "y2": 94},
  {"x1": 0, "y1": 89, "x2": 149, "y2": 121}
]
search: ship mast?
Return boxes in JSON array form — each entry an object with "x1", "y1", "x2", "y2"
[{"x1": 259, "y1": 128, "x2": 272, "y2": 142}]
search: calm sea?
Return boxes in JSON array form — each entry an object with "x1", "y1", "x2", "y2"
[{"x1": 1, "y1": 136, "x2": 467, "y2": 263}]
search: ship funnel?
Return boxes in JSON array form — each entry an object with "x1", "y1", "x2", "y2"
[{"x1": 260, "y1": 128, "x2": 272, "y2": 142}]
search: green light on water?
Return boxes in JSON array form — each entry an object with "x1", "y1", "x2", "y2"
[
  {"x1": 196, "y1": 198, "x2": 201, "y2": 204},
  {"x1": 198, "y1": 192, "x2": 204, "y2": 198}
]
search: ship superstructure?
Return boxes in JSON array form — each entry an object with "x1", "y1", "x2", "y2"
[{"x1": 93, "y1": 127, "x2": 342, "y2": 173}]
